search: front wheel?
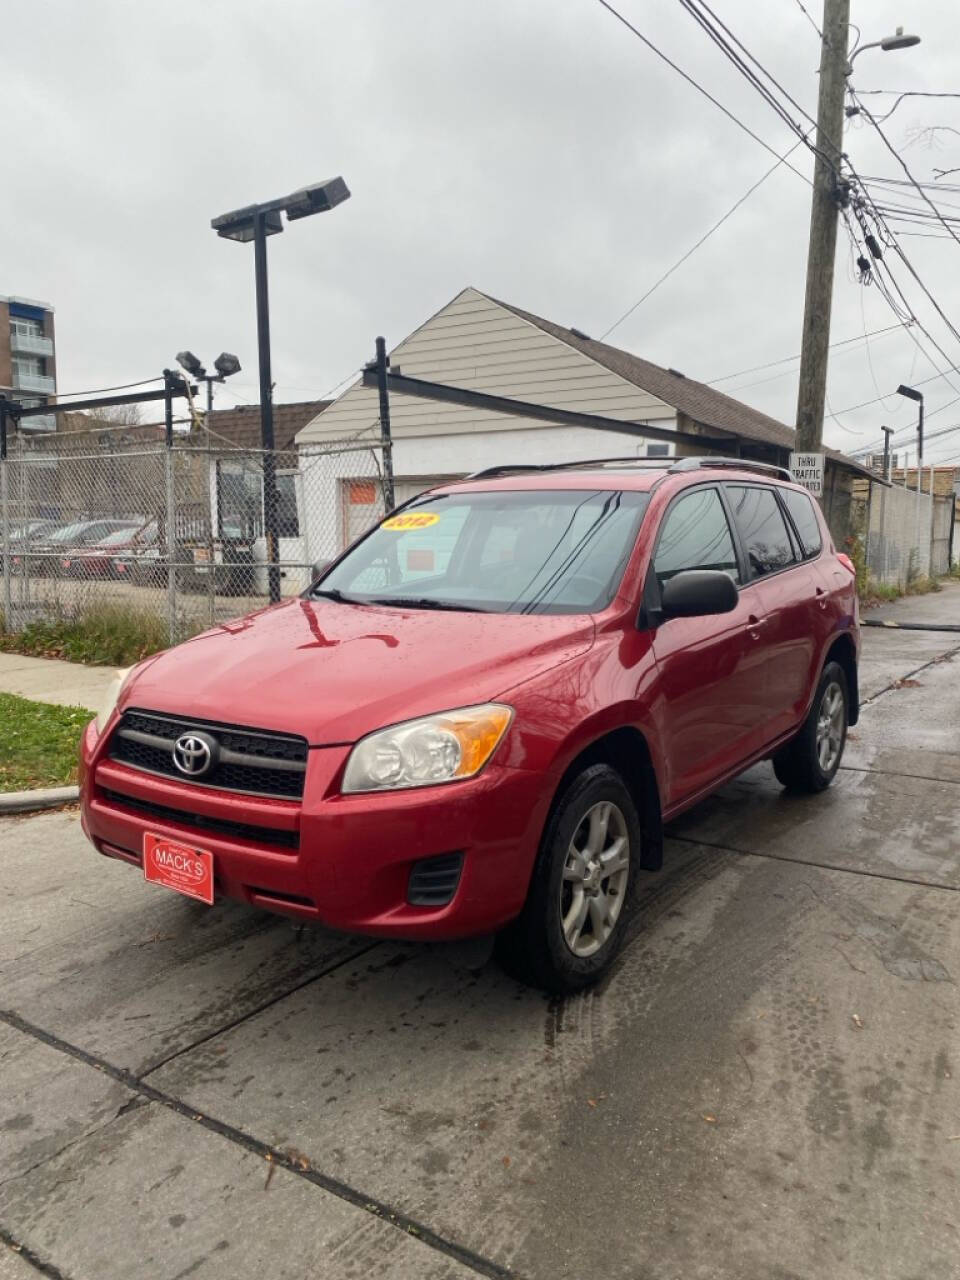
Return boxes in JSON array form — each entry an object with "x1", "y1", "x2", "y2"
[
  {"x1": 496, "y1": 764, "x2": 641, "y2": 993},
  {"x1": 773, "y1": 660, "x2": 849, "y2": 793}
]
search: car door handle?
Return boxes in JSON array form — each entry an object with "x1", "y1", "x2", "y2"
[
  {"x1": 815, "y1": 586, "x2": 827, "y2": 609},
  {"x1": 747, "y1": 613, "x2": 766, "y2": 640}
]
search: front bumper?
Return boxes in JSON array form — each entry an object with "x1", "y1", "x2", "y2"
[{"x1": 80, "y1": 719, "x2": 548, "y2": 940}]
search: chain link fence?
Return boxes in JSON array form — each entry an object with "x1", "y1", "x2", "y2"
[{"x1": 0, "y1": 428, "x2": 391, "y2": 645}]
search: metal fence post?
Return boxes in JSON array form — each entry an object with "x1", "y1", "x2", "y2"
[
  {"x1": 374, "y1": 336, "x2": 396, "y2": 512},
  {"x1": 0, "y1": 399, "x2": 10, "y2": 631},
  {"x1": 164, "y1": 372, "x2": 177, "y2": 646},
  {"x1": 928, "y1": 465, "x2": 936, "y2": 578}
]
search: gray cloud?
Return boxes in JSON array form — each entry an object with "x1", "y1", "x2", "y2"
[{"x1": 6, "y1": 0, "x2": 959, "y2": 460}]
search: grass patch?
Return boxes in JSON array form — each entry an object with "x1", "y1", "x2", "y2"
[
  {"x1": 0, "y1": 693, "x2": 94, "y2": 791},
  {"x1": 860, "y1": 573, "x2": 946, "y2": 609},
  {"x1": 0, "y1": 604, "x2": 170, "y2": 666}
]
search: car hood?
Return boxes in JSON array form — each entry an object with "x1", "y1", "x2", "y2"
[{"x1": 121, "y1": 597, "x2": 596, "y2": 744}]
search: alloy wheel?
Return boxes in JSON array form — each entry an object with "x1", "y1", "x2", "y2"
[
  {"x1": 560, "y1": 800, "x2": 631, "y2": 958},
  {"x1": 816, "y1": 680, "x2": 845, "y2": 773}
]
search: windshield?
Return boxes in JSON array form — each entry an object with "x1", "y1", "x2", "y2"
[
  {"x1": 314, "y1": 488, "x2": 649, "y2": 614},
  {"x1": 48, "y1": 522, "x2": 95, "y2": 544},
  {"x1": 94, "y1": 524, "x2": 150, "y2": 548}
]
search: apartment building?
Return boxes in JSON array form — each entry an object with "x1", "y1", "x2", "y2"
[{"x1": 0, "y1": 295, "x2": 56, "y2": 432}]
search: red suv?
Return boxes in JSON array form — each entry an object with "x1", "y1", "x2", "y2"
[{"x1": 80, "y1": 458, "x2": 859, "y2": 992}]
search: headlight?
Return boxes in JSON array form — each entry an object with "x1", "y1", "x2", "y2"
[
  {"x1": 94, "y1": 667, "x2": 133, "y2": 734},
  {"x1": 342, "y1": 703, "x2": 513, "y2": 794}
]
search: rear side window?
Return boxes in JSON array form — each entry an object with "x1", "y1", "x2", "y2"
[
  {"x1": 727, "y1": 486, "x2": 796, "y2": 579},
  {"x1": 654, "y1": 486, "x2": 740, "y2": 584},
  {"x1": 780, "y1": 488, "x2": 823, "y2": 559}
]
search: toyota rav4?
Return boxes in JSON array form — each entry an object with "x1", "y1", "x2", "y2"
[{"x1": 80, "y1": 457, "x2": 859, "y2": 992}]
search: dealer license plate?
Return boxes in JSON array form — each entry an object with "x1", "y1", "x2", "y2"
[{"x1": 143, "y1": 832, "x2": 214, "y2": 905}]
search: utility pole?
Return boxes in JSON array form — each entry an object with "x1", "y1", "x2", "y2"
[{"x1": 795, "y1": 0, "x2": 851, "y2": 452}]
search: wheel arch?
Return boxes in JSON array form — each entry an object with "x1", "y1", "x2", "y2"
[
  {"x1": 824, "y1": 632, "x2": 859, "y2": 725},
  {"x1": 550, "y1": 726, "x2": 664, "y2": 871}
]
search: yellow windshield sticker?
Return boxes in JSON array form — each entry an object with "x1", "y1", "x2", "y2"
[{"x1": 382, "y1": 512, "x2": 441, "y2": 531}]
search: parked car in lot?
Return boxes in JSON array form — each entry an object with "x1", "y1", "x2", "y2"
[
  {"x1": 81, "y1": 457, "x2": 859, "y2": 992},
  {"x1": 0, "y1": 519, "x2": 60, "y2": 567},
  {"x1": 61, "y1": 521, "x2": 158, "y2": 579},
  {"x1": 24, "y1": 518, "x2": 142, "y2": 576}
]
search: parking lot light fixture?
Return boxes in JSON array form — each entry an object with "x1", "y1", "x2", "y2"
[
  {"x1": 211, "y1": 178, "x2": 351, "y2": 604},
  {"x1": 214, "y1": 352, "x2": 241, "y2": 379},
  {"x1": 176, "y1": 351, "x2": 206, "y2": 380},
  {"x1": 896, "y1": 383, "x2": 924, "y2": 464},
  {"x1": 177, "y1": 350, "x2": 242, "y2": 413}
]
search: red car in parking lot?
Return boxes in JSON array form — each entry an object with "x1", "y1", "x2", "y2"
[
  {"x1": 61, "y1": 520, "x2": 157, "y2": 579},
  {"x1": 81, "y1": 457, "x2": 859, "y2": 991}
]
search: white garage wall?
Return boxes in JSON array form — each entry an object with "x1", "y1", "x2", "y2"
[{"x1": 298, "y1": 424, "x2": 674, "y2": 563}]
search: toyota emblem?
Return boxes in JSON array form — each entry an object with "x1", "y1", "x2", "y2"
[{"x1": 172, "y1": 732, "x2": 216, "y2": 778}]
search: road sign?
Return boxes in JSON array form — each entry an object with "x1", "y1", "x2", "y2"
[{"x1": 789, "y1": 452, "x2": 824, "y2": 497}]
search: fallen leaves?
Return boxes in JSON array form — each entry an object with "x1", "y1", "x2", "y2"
[
  {"x1": 702, "y1": 1114, "x2": 718, "y2": 1125},
  {"x1": 851, "y1": 1013, "x2": 864, "y2": 1029}
]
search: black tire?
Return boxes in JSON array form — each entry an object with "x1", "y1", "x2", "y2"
[
  {"x1": 773, "y1": 660, "x2": 849, "y2": 793},
  {"x1": 496, "y1": 763, "x2": 641, "y2": 994}
]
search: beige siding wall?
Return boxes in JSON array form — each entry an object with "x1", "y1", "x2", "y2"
[{"x1": 296, "y1": 287, "x2": 676, "y2": 445}]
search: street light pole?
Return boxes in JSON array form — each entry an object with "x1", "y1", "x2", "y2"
[
  {"x1": 252, "y1": 209, "x2": 282, "y2": 604},
  {"x1": 212, "y1": 178, "x2": 351, "y2": 606},
  {"x1": 897, "y1": 384, "x2": 925, "y2": 579}
]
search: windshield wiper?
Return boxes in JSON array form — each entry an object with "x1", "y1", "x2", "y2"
[
  {"x1": 369, "y1": 596, "x2": 488, "y2": 613},
  {"x1": 311, "y1": 587, "x2": 366, "y2": 606}
]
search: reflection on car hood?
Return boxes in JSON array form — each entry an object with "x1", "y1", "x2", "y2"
[{"x1": 121, "y1": 597, "x2": 596, "y2": 744}]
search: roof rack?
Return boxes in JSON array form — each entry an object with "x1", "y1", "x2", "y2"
[
  {"x1": 464, "y1": 456, "x2": 793, "y2": 483},
  {"x1": 465, "y1": 457, "x2": 673, "y2": 480},
  {"x1": 668, "y1": 456, "x2": 792, "y2": 482}
]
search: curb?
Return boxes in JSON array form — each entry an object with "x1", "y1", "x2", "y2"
[
  {"x1": 862, "y1": 620, "x2": 960, "y2": 632},
  {"x1": 0, "y1": 785, "x2": 80, "y2": 815}
]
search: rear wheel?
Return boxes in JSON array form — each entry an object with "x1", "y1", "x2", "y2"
[
  {"x1": 773, "y1": 660, "x2": 848, "y2": 793},
  {"x1": 496, "y1": 764, "x2": 640, "y2": 993}
]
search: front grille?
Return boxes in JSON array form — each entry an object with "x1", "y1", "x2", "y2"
[
  {"x1": 108, "y1": 708, "x2": 307, "y2": 799},
  {"x1": 100, "y1": 788, "x2": 299, "y2": 850},
  {"x1": 407, "y1": 853, "x2": 464, "y2": 907}
]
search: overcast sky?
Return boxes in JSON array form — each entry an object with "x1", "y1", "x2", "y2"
[{"x1": 6, "y1": 0, "x2": 960, "y2": 463}]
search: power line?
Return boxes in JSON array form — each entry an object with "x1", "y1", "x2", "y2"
[
  {"x1": 850, "y1": 89, "x2": 960, "y2": 251},
  {"x1": 674, "y1": 0, "x2": 845, "y2": 180},
  {"x1": 678, "y1": 0, "x2": 819, "y2": 136},
  {"x1": 843, "y1": 162, "x2": 960, "y2": 384},
  {"x1": 853, "y1": 90, "x2": 960, "y2": 125},
  {"x1": 859, "y1": 285, "x2": 900, "y2": 413},
  {"x1": 52, "y1": 375, "x2": 165, "y2": 401},
  {"x1": 788, "y1": 0, "x2": 822, "y2": 38},
  {"x1": 852, "y1": 417, "x2": 960, "y2": 459},
  {"x1": 600, "y1": 138, "x2": 804, "y2": 341},
  {"x1": 707, "y1": 324, "x2": 905, "y2": 384},
  {"x1": 827, "y1": 369, "x2": 945, "y2": 418},
  {"x1": 592, "y1": 0, "x2": 813, "y2": 184}
]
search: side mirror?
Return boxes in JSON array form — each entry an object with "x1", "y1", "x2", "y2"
[
  {"x1": 311, "y1": 558, "x2": 331, "y2": 579},
  {"x1": 660, "y1": 570, "x2": 738, "y2": 620}
]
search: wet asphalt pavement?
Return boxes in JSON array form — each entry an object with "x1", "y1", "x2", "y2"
[{"x1": 2, "y1": 583, "x2": 959, "y2": 1280}]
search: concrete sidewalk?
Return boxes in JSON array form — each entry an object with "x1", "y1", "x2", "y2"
[
  {"x1": 1, "y1": 587, "x2": 959, "y2": 1279},
  {"x1": 0, "y1": 651, "x2": 117, "y2": 710}
]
